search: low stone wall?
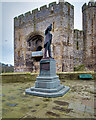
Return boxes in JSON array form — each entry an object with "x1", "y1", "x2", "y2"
[
  {"x1": 0, "y1": 71, "x2": 95, "y2": 83},
  {"x1": 57, "y1": 71, "x2": 95, "y2": 81},
  {"x1": 1, "y1": 72, "x2": 39, "y2": 83}
]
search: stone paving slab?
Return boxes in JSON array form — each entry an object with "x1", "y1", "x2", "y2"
[{"x1": 1, "y1": 80, "x2": 95, "y2": 119}]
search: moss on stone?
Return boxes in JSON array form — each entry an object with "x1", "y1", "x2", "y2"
[{"x1": 1, "y1": 71, "x2": 95, "y2": 83}]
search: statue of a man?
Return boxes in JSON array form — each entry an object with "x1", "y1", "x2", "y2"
[{"x1": 44, "y1": 24, "x2": 53, "y2": 58}]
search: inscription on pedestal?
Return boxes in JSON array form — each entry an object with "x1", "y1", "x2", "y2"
[{"x1": 41, "y1": 62, "x2": 50, "y2": 71}]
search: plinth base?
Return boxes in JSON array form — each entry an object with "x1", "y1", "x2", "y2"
[
  {"x1": 25, "y1": 85, "x2": 70, "y2": 98},
  {"x1": 25, "y1": 58, "x2": 70, "y2": 97}
]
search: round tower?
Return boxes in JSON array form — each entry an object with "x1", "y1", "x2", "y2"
[{"x1": 82, "y1": 1, "x2": 96, "y2": 71}]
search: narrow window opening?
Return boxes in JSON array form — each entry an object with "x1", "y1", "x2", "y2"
[
  {"x1": 18, "y1": 51, "x2": 20, "y2": 57},
  {"x1": 19, "y1": 33, "x2": 20, "y2": 41},
  {"x1": 29, "y1": 41, "x2": 31, "y2": 47},
  {"x1": 77, "y1": 41, "x2": 79, "y2": 50},
  {"x1": 77, "y1": 32, "x2": 78, "y2": 39}
]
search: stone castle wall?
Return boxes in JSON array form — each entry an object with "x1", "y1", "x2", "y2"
[
  {"x1": 14, "y1": 1, "x2": 74, "y2": 72},
  {"x1": 14, "y1": 1, "x2": 96, "y2": 72},
  {"x1": 82, "y1": 1, "x2": 96, "y2": 70},
  {"x1": 73, "y1": 29, "x2": 83, "y2": 67}
]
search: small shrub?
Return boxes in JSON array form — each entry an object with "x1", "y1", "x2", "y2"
[{"x1": 74, "y1": 64, "x2": 85, "y2": 71}]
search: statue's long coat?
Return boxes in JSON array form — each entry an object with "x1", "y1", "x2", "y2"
[{"x1": 44, "y1": 31, "x2": 52, "y2": 48}]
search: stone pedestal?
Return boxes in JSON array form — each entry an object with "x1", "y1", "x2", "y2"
[{"x1": 25, "y1": 58, "x2": 70, "y2": 97}]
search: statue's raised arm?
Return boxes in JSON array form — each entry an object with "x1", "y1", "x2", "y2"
[{"x1": 44, "y1": 24, "x2": 53, "y2": 59}]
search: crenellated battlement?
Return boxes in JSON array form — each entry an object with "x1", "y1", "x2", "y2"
[
  {"x1": 14, "y1": 1, "x2": 74, "y2": 28},
  {"x1": 32, "y1": 8, "x2": 38, "y2": 14},
  {"x1": 82, "y1": 1, "x2": 96, "y2": 12},
  {"x1": 49, "y1": 2, "x2": 56, "y2": 7},
  {"x1": 74, "y1": 29, "x2": 83, "y2": 39},
  {"x1": 74, "y1": 29, "x2": 83, "y2": 33},
  {"x1": 65, "y1": 2, "x2": 74, "y2": 9},
  {"x1": 40, "y1": 5, "x2": 47, "y2": 11}
]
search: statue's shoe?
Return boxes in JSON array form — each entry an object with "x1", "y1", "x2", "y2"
[{"x1": 50, "y1": 57, "x2": 54, "y2": 59}]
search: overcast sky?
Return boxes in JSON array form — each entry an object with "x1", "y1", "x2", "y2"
[{"x1": 0, "y1": 0, "x2": 93, "y2": 65}]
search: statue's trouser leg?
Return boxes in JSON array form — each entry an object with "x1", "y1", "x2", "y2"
[
  {"x1": 44, "y1": 43, "x2": 48, "y2": 58},
  {"x1": 48, "y1": 42, "x2": 51, "y2": 57}
]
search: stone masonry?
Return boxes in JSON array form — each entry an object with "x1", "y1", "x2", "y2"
[
  {"x1": 14, "y1": 1, "x2": 96, "y2": 72},
  {"x1": 73, "y1": 29, "x2": 83, "y2": 67},
  {"x1": 82, "y1": 1, "x2": 96, "y2": 71}
]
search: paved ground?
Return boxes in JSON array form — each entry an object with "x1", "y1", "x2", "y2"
[{"x1": 1, "y1": 79, "x2": 95, "y2": 119}]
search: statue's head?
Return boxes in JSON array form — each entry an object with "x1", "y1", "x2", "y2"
[
  {"x1": 48, "y1": 24, "x2": 52, "y2": 31},
  {"x1": 45, "y1": 24, "x2": 52, "y2": 35}
]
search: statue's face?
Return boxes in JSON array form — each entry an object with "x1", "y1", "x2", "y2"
[{"x1": 49, "y1": 26, "x2": 52, "y2": 31}]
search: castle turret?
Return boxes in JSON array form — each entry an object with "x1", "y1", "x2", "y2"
[{"x1": 82, "y1": 1, "x2": 96, "y2": 71}]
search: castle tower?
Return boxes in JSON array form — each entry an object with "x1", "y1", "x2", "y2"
[
  {"x1": 14, "y1": 1, "x2": 74, "y2": 73},
  {"x1": 82, "y1": 1, "x2": 96, "y2": 71}
]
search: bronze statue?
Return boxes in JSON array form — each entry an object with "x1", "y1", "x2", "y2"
[{"x1": 44, "y1": 24, "x2": 53, "y2": 58}]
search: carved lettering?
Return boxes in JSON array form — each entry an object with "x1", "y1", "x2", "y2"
[{"x1": 41, "y1": 63, "x2": 50, "y2": 71}]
